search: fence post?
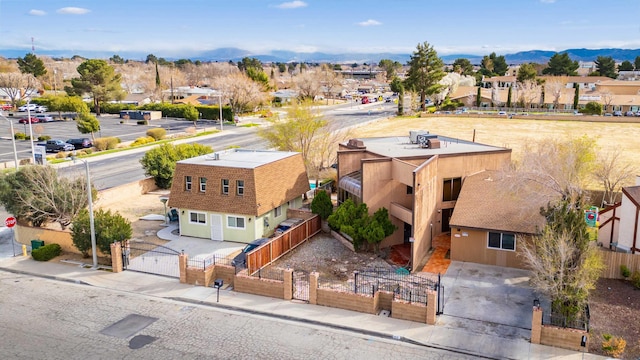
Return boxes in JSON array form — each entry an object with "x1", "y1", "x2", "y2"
[
  {"x1": 426, "y1": 290, "x2": 437, "y2": 325},
  {"x1": 531, "y1": 305, "x2": 543, "y2": 344},
  {"x1": 354, "y1": 271, "x2": 359, "y2": 293},
  {"x1": 309, "y1": 272, "x2": 319, "y2": 305},
  {"x1": 283, "y1": 268, "x2": 293, "y2": 300},
  {"x1": 179, "y1": 252, "x2": 188, "y2": 284},
  {"x1": 110, "y1": 242, "x2": 123, "y2": 273}
]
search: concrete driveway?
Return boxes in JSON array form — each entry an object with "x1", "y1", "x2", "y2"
[{"x1": 437, "y1": 261, "x2": 541, "y2": 342}]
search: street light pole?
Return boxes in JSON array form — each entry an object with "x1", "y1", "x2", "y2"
[
  {"x1": 26, "y1": 99, "x2": 35, "y2": 164},
  {"x1": 74, "y1": 157, "x2": 97, "y2": 268},
  {"x1": 215, "y1": 94, "x2": 223, "y2": 131},
  {"x1": 0, "y1": 112, "x2": 19, "y2": 170}
]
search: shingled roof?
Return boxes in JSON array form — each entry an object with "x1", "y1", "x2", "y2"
[{"x1": 450, "y1": 170, "x2": 554, "y2": 234}]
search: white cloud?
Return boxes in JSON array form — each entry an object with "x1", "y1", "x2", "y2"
[
  {"x1": 357, "y1": 19, "x2": 382, "y2": 27},
  {"x1": 56, "y1": 7, "x2": 91, "y2": 15},
  {"x1": 540, "y1": 0, "x2": 556, "y2": 3},
  {"x1": 29, "y1": 9, "x2": 46, "y2": 16},
  {"x1": 275, "y1": 1, "x2": 307, "y2": 9}
]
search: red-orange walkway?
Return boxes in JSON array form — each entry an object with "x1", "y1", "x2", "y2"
[{"x1": 420, "y1": 233, "x2": 451, "y2": 274}]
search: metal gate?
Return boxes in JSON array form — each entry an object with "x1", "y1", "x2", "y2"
[
  {"x1": 436, "y1": 273, "x2": 445, "y2": 315},
  {"x1": 292, "y1": 270, "x2": 310, "y2": 302},
  {"x1": 122, "y1": 240, "x2": 181, "y2": 278}
]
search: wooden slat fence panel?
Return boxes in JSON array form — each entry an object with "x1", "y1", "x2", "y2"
[{"x1": 599, "y1": 249, "x2": 640, "y2": 279}]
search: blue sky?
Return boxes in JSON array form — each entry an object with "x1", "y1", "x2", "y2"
[{"x1": 0, "y1": 0, "x2": 638, "y2": 58}]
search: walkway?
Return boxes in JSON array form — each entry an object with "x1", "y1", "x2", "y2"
[{"x1": 420, "y1": 233, "x2": 451, "y2": 274}]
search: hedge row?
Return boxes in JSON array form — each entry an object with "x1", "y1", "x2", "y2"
[
  {"x1": 32, "y1": 243, "x2": 62, "y2": 261},
  {"x1": 99, "y1": 102, "x2": 233, "y2": 121}
]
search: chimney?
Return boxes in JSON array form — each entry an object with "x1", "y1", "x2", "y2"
[{"x1": 346, "y1": 139, "x2": 365, "y2": 149}]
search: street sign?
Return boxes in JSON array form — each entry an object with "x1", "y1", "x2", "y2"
[{"x1": 5, "y1": 216, "x2": 16, "y2": 228}]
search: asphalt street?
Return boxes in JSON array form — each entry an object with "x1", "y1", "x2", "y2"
[{"x1": 0, "y1": 270, "x2": 472, "y2": 360}]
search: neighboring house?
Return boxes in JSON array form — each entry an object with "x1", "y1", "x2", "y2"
[
  {"x1": 168, "y1": 149, "x2": 310, "y2": 243},
  {"x1": 336, "y1": 133, "x2": 512, "y2": 270},
  {"x1": 598, "y1": 177, "x2": 640, "y2": 254},
  {"x1": 449, "y1": 170, "x2": 552, "y2": 269}
]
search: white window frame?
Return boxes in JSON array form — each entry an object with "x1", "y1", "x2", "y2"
[
  {"x1": 487, "y1": 232, "x2": 516, "y2": 251},
  {"x1": 221, "y1": 179, "x2": 229, "y2": 195},
  {"x1": 236, "y1": 180, "x2": 244, "y2": 196},
  {"x1": 274, "y1": 205, "x2": 282, "y2": 218},
  {"x1": 189, "y1": 211, "x2": 206, "y2": 225},
  {"x1": 199, "y1": 177, "x2": 206, "y2": 192},
  {"x1": 227, "y1": 215, "x2": 246, "y2": 229},
  {"x1": 185, "y1": 176, "x2": 192, "y2": 191}
]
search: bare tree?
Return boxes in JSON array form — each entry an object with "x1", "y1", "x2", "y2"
[
  {"x1": 182, "y1": 63, "x2": 205, "y2": 87},
  {"x1": 0, "y1": 72, "x2": 40, "y2": 107},
  {"x1": 545, "y1": 76, "x2": 565, "y2": 109},
  {"x1": 599, "y1": 90, "x2": 614, "y2": 112},
  {"x1": 593, "y1": 148, "x2": 638, "y2": 206},
  {"x1": 518, "y1": 80, "x2": 541, "y2": 109},
  {"x1": 319, "y1": 64, "x2": 343, "y2": 103},
  {"x1": 308, "y1": 121, "x2": 353, "y2": 177},
  {"x1": 218, "y1": 72, "x2": 266, "y2": 114},
  {"x1": 294, "y1": 70, "x2": 323, "y2": 100}
]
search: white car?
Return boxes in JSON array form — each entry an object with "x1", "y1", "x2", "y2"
[
  {"x1": 18, "y1": 104, "x2": 37, "y2": 112},
  {"x1": 35, "y1": 105, "x2": 47, "y2": 113},
  {"x1": 35, "y1": 114, "x2": 54, "y2": 122}
]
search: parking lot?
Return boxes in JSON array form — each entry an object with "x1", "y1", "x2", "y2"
[{"x1": 0, "y1": 113, "x2": 216, "y2": 164}]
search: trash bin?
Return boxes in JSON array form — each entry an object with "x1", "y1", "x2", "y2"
[{"x1": 31, "y1": 240, "x2": 45, "y2": 250}]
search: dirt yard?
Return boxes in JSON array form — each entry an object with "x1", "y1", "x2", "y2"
[{"x1": 589, "y1": 278, "x2": 640, "y2": 358}]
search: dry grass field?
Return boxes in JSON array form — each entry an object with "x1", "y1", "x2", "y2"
[{"x1": 353, "y1": 115, "x2": 640, "y2": 186}]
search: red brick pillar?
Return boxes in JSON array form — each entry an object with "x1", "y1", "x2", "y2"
[
  {"x1": 283, "y1": 268, "x2": 293, "y2": 300},
  {"x1": 110, "y1": 242, "x2": 123, "y2": 273},
  {"x1": 531, "y1": 306, "x2": 543, "y2": 344},
  {"x1": 309, "y1": 272, "x2": 319, "y2": 305}
]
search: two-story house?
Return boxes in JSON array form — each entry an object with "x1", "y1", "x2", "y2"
[
  {"x1": 168, "y1": 149, "x2": 310, "y2": 243},
  {"x1": 336, "y1": 133, "x2": 512, "y2": 270}
]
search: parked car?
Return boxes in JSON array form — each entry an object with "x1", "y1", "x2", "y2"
[
  {"x1": 35, "y1": 114, "x2": 54, "y2": 122},
  {"x1": 34, "y1": 105, "x2": 48, "y2": 113},
  {"x1": 18, "y1": 104, "x2": 37, "y2": 112},
  {"x1": 636, "y1": 111, "x2": 640, "y2": 117},
  {"x1": 625, "y1": 111, "x2": 635, "y2": 116},
  {"x1": 44, "y1": 139, "x2": 74, "y2": 153},
  {"x1": 613, "y1": 111, "x2": 622, "y2": 117},
  {"x1": 1, "y1": 104, "x2": 11, "y2": 111},
  {"x1": 18, "y1": 116, "x2": 39, "y2": 124},
  {"x1": 361, "y1": 97, "x2": 369, "y2": 104},
  {"x1": 604, "y1": 113, "x2": 613, "y2": 117},
  {"x1": 497, "y1": 111, "x2": 507, "y2": 116},
  {"x1": 66, "y1": 138, "x2": 92, "y2": 149},
  {"x1": 231, "y1": 238, "x2": 270, "y2": 268}
]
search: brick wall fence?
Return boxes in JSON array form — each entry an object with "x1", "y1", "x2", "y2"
[
  {"x1": 173, "y1": 251, "x2": 437, "y2": 325},
  {"x1": 531, "y1": 306, "x2": 588, "y2": 352}
]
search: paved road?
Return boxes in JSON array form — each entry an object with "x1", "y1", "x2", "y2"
[{"x1": 0, "y1": 271, "x2": 471, "y2": 360}]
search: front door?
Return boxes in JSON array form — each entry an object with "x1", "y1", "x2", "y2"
[
  {"x1": 403, "y1": 223, "x2": 412, "y2": 243},
  {"x1": 442, "y1": 208, "x2": 453, "y2": 233},
  {"x1": 210, "y1": 214, "x2": 223, "y2": 241}
]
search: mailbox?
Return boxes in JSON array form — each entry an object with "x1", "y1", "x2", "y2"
[{"x1": 213, "y1": 279, "x2": 224, "y2": 289}]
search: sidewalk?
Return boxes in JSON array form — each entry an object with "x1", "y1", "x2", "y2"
[{"x1": 0, "y1": 255, "x2": 606, "y2": 359}]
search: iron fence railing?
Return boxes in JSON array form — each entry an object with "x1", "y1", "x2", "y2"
[
  {"x1": 248, "y1": 267, "x2": 284, "y2": 282},
  {"x1": 545, "y1": 305, "x2": 590, "y2": 331},
  {"x1": 187, "y1": 254, "x2": 233, "y2": 269}
]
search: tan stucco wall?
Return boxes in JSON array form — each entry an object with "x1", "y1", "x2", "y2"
[
  {"x1": 413, "y1": 157, "x2": 439, "y2": 268},
  {"x1": 450, "y1": 228, "x2": 527, "y2": 269},
  {"x1": 618, "y1": 195, "x2": 639, "y2": 250}
]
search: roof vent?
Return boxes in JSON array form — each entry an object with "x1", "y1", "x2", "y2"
[
  {"x1": 346, "y1": 139, "x2": 365, "y2": 149},
  {"x1": 206, "y1": 153, "x2": 220, "y2": 160},
  {"x1": 409, "y1": 130, "x2": 429, "y2": 144}
]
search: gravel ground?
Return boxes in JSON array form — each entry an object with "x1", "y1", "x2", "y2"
[{"x1": 268, "y1": 233, "x2": 396, "y2": 281}]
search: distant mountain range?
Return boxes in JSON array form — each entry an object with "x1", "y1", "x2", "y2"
[{"x1": 1, "y1": 47, "x2": 639, "y2": 65}]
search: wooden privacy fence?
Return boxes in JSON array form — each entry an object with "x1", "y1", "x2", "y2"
[
  {"x1": 599, "y1": 248, "x2": 640, "y2": 279},
  {"x1": 246, "y1": 215, "x2": 321, "y2": 274}
]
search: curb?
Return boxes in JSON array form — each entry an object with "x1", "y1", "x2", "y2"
[{"x1": 0, "y1": 265, "x2": 91, "y2": 286}]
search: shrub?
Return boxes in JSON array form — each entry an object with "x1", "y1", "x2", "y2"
[
  {"x1": 602, "y1": 333, "x2": 626, "y2": 358},
  {"x1": 32, "y1": 243, "x2": 62, "y2": 261},
  {"x1": 581, "y1": 101, "x2": 602, "y2": 115},
  {"x1": 38, "y1": 135, "x2": 51, "y2": 141},
  {"x1": 14, "y1": 132, "x2": 26, "y2": 140},
  {"x1": 146, "y1": 128, "x2": 166, "y2": 141},
  {"x1": 94, "y1": 137, "x2": 120, "y2": 151},
  {"x1": 137, "y1": 120, "x2": 149, "y2": 125},
  {"x1": 55, "y1": 152, "x2": 68, "y2": 159},
  {"x1": 311, "y1": 190, "x2": 333, "y2": 220},
  {"x1": 631, "y1": 270, "x2": 640, "y2": 289},
  {"x1": 131, "y1": 136, "x2": 155, "y2": 147},
  {"x1": 620, "y1": 264, "x2": 631, "y2": 278}
]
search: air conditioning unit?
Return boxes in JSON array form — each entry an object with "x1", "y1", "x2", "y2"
[{"x1": 409, "y1": 130, "x2": 429, "y2": 144}]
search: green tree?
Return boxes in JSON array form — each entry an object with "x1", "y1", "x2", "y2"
[
  {"x1": 17, "y1": 53, "x2": 47, "y2": 78},
  {"x1": 476, "y1": 87, "x2": 481, "y2": 107},
  {"x1": 140, "y1": 143, "x2": 213, "y2": 189},
  {"x1": 71, "y1": 208, "x2": 132, "y2": 257},
  {"x1": 573, "y1": 84, "x2": 579, "y2": 110},
  {"x1": 378, "y1": 59, "x2": 402, "y2": 81},
  {"x1": 405, "y1": 41, "x2": 445, "y2": 111},
  {"x1": 542, "y1": 53, "x2": 579, "y2": 76},
  {"x1": 389, "y1": 77, "x2": 404, "y2": 115},
  {"x1": 0, "y1": 165, "x2": 93, "y2": 228},
  {"x1": 634, "y1": 56, "x2": 640, "y2": 71},
  {"x1": 76, "y1": 112, "x2": 101, "y2": 140},
  {"x1": 109, "y1": 54, "x2": 125, "y2": 64},
  {"x1": 246, "y1": 67, "x2": 271, "y2": 91},
  {"x1": 581, "y1": 101, "x2": 602, "y2": 115},
  {"x1": 65, "y1": 59, "x2": 125, "y2": 115},
  {"x1": 259, "y1": 101, "x2": 327, "y2": 169},
  {"x1": 145, "y1": 54, "x2": 158, "y2": 64},
  {"x1": 238, "y1": 57, "x2": 263, "y2": 72},
  {"x1": 517, "y1": 63, "x2": 538, "y2": 83},
  {"x1": 452, "y1": 58, "x2": 474, "y2": 76},
  {"x1": 276, "y1": 62, "x2": 287, "y2": 73},
  {"x1": 155, "y1": 61, "x2": 161, "y2": 90},
  {"x1": 506, "y1": 86, "x2": 512, "y2": 108},
  {"x1": 491, "y1": 53, "x2": 508, "y2": 77},
  {"x1": 310, "y1": 190, "x2": 333, "y2": 220},
  {"x1": 327, "y1": 199, "x2": 370, "y2": 251},
  {"x1": 46, "y1": 95, "x2": 90, "y2": 120},
  {"x1": 595, "y1": 56, "x2": 617, "y2": 79},
  {"x1": 618, "y1": 60, "x2": 634, "y2": 71}
]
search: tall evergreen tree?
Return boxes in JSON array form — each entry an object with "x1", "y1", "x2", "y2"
[
  {"x1": 542, "y1": 53, "x2": 578, "y2": 76},
  {"x1": 507, "y1": 86, "x2": 512, "y2": 108},
  {"x1": 65, "y1": 59, "x2": 124, "y2": 115},
  {"x1": 476, "y1": 87, "x2": 481, "y2": 107},
  {"x1": 573, "y1": 84, "x2": 579, "y2": 110},
  {"x1": 405, "y1": 41, "x2": 445, "y2": 111},
  {"x1": 155, "y1": 61, "x2": 161, "y2": 89},
  {"x1": 17, "y1": 53, "x2": 47, "y2": 78},
  {"x1": 595, "y1": 56, "x2": 617, "y2": 79}
]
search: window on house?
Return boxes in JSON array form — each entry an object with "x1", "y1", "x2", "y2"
[
  {"x1": 274, "y1": 205, "x2": 282, "y2": 217},
  {"x1": 443, "y1": 177, "x2": 462, "y2": 201},
  {"x1": 221, "y1": 179, "x2": 229, "y2": 195},
  {"x1": 406, "y1": 185, "x2": 413, "y2": 195},
  {"x1": 227, "y1": 216, "x2": 245, "y2": 229},
  {"x1": 487, "y1": 232, "x2": 516, "y2": 251},
  {"x1": 237, "y1": 180, "x2": 244, "y2": 196},
  {"x1": 185, "y1": 176, "x2": 192, "y2": 191},
  {"x1": 199, "y1": 177, "x2": 207, "y2": 192},
  {"x1": 189, "y1": 212, "x2": 206, "y2": 224}
]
